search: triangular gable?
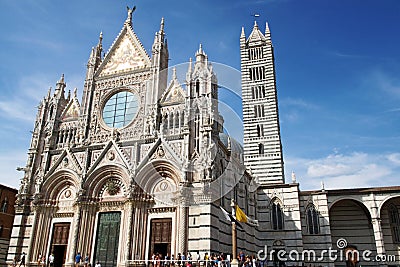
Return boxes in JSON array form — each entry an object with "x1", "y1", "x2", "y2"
[
  {"x1": 45, "y1": 149, "x2": 83, "y2": 178},
  {"x1": 247, "y1": 24, "x2": 266, "y2": 44},
  {"x1": 60, "y1": 95, "x2": 80, "y2": 121},
  {"x1": 87, "y1": 140, "x2": 132, "y2": 176},
  {"x1": 96, "y1": 24, "x2": 151, "y2": 77},
  {"x1": 160, "y1": 78, "x2": 186, "y2": 105},
  {"x1": 136, "y1": 138, "x2": 183, "y2": 171}
]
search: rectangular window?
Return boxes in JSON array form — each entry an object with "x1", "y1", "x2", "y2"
[
  {"x1": 248, "y1": 47, "x2": 264, "y2": 60},
  {"x1": 249, "y1": 67, "x2": 266, "y2": 81}
]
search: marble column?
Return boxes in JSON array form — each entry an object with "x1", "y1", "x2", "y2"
[
  {"x1": 372, "y1": 217, "x2": 387, "y2": 266},
  {"x1": 370, "y1": 193, "x2": 387, "y2": 267},
  {"x1": 67, "y1": 204, "x2": 82, "y2": 266},
  {"x1": 177, "y1": 205, "x2": 187, "y2": 255},
  {"x1": 27, "y1": 206, "x2": 40, "y2": 266},
  {"x1": 124, "y1": 201, "x2": 134, "y2": 266}
]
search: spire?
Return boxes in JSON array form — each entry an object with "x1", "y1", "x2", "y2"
[
  {"x1": 253, "y1": 20, "x2": 258, "y2": 29},
  {"x1": 58, "y1": 74, "x2": 65, "y2": 84},
  {"x1": 55, "y1": 74, "x2": 66, "y2": 97},
  {"x1": 265, "y1": 22, "x2": 270, "y2": 35},
  {"x1": 186, "y1": 57, "x2": 193, "y2": 81},
  {"x1": 160, "y1": 17, "x2": 165, "y2": 33},
  {"x1": 195, "y1": 44, "x2": 206, "y2": 62},
  {"x1": 198, "y1": 43, "x2": 203, "y2": 54},
  {"x1": 265, "y1": 22, "x2": 271, "y2": 40},
  {"x1": 97, "y1": 32, "x2": 103, "y2": 52},
  {"x1": 46, "y1": 87, "x2": 52, "y2": 100},
  {"x1": 188, "y1": 57, "x2": 193, "y2": 71},
  {"x1": 172, "y1": 67, "x2": 177, "y2": 81},
  {"x1": 98, "y1": 32, "x2": 103, "y2": 46},
  {"x1": 88, "y1": 47, "x2": 95, "y2": 62},
  {"x1": 240, "y1": 27, "x2": 245, "y2": 39}
]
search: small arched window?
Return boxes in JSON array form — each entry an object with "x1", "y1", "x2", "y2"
[
  {"x1": 306, "y1": 205, "x2": 320, "y2": 234},
  {"x1": 163, "y1": 114, "x2": 169, "y2": 130},
  {"x1": 48, "y1": 105, "x2": 54, "y2": 120},
  {"x1": 258, "y1": 143, "x2": 264, "y2": 155},
  {"x1": 257, "y1": 124, "x2": 263, "y2": 137},
  {"x1": 169, "y1": 112, "x2": 174, "y2": 129},
  {"x1": 389, "y1": 204, "x2": 400, "y2": 243},
  {"x1": 175, "y1": 111, "x2": 180, "y2": 128},
  {"x1": 1, "y1": 198, "x2": 8, "y2": 213},
  {"x1": 180, "y1": 111, "x2": 185, "y2": 127},
  {"x1": 271, "y1": 200, "x2": 284, "y2": 230},
  {"x1": 195, "y1": 80, "x2": 200, "y2": 96},
  {"x1": 194, "y1": 108, "x2": 200, "y2": 152}
]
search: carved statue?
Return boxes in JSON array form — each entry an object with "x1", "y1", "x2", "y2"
[
  {"x1": 111, "y1": 128, "x2": 120, "y2": 140},
  {"x1": 126, "y1": 5, "x2": 136, "y2": 22},
  {"x1": 34, "y1": 175, "x2": 43, "y2": 194}
]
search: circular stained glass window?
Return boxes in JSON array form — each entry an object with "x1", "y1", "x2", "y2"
[{"x1": 102, "y1": 91, "x2": 139, "y2": 128}]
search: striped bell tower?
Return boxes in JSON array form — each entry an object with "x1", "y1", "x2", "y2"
[{"x1": 240, "y1": 21, "x2": 285, "y2": 185}]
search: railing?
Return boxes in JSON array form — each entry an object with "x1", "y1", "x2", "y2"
[{"x1": 125, "y1": 259, "x2": 231, "y2": 267}]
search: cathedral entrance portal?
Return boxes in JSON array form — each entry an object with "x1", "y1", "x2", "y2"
[
  {"x1": 150, "y1": 218, "x2": 172, "y2": 258},
  {"x1": 94, "y1": 212, "x2": 121, "y2": 267},
  {"x1": 50, "y1": 223, "x2": 70, "y2": 267}
]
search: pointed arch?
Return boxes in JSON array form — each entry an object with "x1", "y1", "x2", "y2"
[
  {"x1": 270, "y1": 197, "x2": 284, "y2": 230},
  {"x1": 134, "y1": 159, "x2": 182, "y2": 205},
  {"x1": 195, "y1": 79, "x2": 200, "y2": 96},
  {"x1": 388, "y1": 204, "x2": 400, "y2": 243},
  {"x1": 41, "y1": 169, "x2": 80, "y2": 200},
  {"x1": 258, "y1": 143, "x2": 264, "y2": 155},
  {"x1": 135, "y1": 159, "x2": 182, "y2": 193},
  {"x1": 306, "y1": 204, "x2": 320, "y2": 234},
  {"x1": 85, "y1": 164, "x2": 130, "y2": 198}
]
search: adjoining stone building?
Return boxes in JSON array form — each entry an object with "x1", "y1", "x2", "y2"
[
  {"x1": 7, "y1": 8, "x2": 400, "y2": 267},
  {"x1": 0, "y1": 184, "x2": 17, "y2": 266}
]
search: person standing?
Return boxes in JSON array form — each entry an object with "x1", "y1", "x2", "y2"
[
  {"x1": 37, "y1": 253, "x2": 42, "y2": 266},
  {"x1": 48, "y1": 253, "x2": 55, "y2": 267},
  {"x1": 84, "y1": 254, "x2": 90, "y2": 266},
  {"x1": 165, "y1": 253, "x2": 171, "y2": 267},
  {"x1": 75, "y1": 252, "x2": 82, "y2": 266},
  {"x1": 19, "y1": 252, "x2": 26, "y2": 267}
]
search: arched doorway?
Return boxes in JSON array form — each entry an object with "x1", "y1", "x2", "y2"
[
  {"x1": 329, "y1": 199, "x2": 377, "y2": 266},
  {"x1": 380, "y1": 196, "x2": 400, "y2": 264}
]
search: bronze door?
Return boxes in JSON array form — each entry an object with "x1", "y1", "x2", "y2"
[
  {"x1": 50, "y1": 223, "x2": 70, "y2": 267},
  {"x1": 94, "y1": 212, "x2": 121, "y2": 267},
  {"x1": 150, "y1": 218, "x2": 172, "y2": 258}
]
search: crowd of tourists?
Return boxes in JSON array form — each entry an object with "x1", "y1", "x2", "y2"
[{"x1": 149, "y1": 252, "x2": 230, "y2": 267}]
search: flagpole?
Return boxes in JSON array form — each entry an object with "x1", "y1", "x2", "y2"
[{"x1": 231, "y1": 199, "x2": 238, "y2": 267}]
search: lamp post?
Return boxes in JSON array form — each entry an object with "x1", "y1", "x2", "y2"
[{"x1": 231, "y1": 199, "x2": 239, "y2": 267}]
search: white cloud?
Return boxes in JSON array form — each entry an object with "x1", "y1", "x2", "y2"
[
  {"x1": 285, "y1": 152, "x2": 400, "y2": 190},
  {"x1": 387, "y1": 153, "x2": 400, "y2": 166},
  {"x1": 369, "y1": 70, "x2": 400, "y2": 98},
  {"x1": 7, "y1": 35, "x2": 64, "y2": 51},
  {"x1": 280, "y1": 97, "x2": 319, "y2": 110},
  {"x1": 0, "y1": 74, "x2": 62, "y2": 122}
]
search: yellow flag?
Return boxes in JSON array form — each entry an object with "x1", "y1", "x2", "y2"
[{"x1": 235, "y1": 205, "x2": 248, "y2": 223}]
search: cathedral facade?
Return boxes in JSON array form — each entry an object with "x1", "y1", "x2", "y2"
[{"x1": 7, "y1": 9, "x2": 400, "y2": 267}]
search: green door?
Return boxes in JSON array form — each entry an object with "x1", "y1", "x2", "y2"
[{"x1": 94, "y1": 212, "x2": 121, "y2": 267}]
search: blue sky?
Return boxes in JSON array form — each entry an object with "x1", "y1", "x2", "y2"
[{"x1": 0, "y1": 0, "x2": 400, "y2": 190}]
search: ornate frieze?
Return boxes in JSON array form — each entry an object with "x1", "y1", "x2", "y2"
[
  {"x1": 148, "y1": 207, "x2": 176, "y2": 213},
  {"x1": 95, "y1": 73, "x2": 151, "y2": 89}
]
